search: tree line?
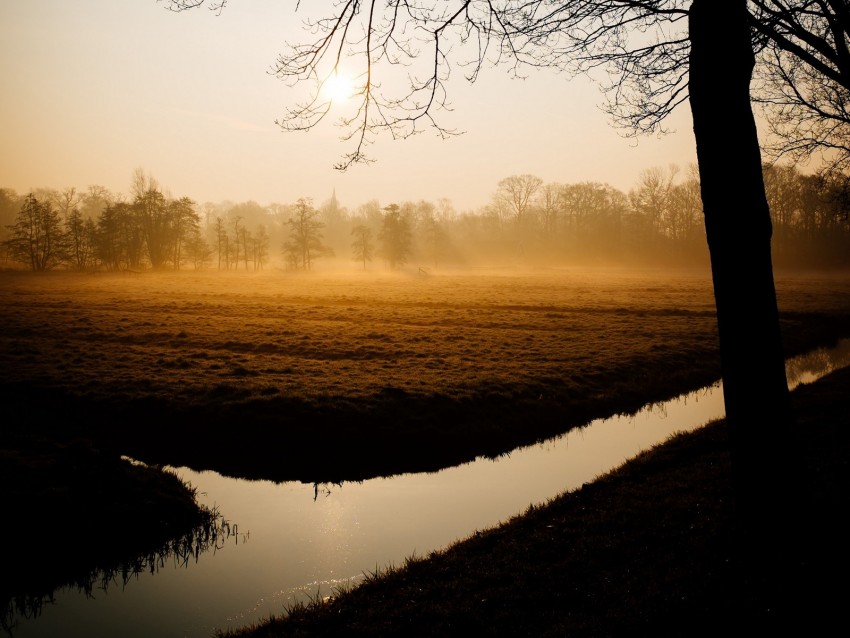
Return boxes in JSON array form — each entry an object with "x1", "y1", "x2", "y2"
[{"x1": 2, "y1": 163, "x2": 848, "y2": 272}]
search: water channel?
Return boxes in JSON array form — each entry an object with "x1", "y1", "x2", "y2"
[{"x1": 7, "y1": 338, "x2": 850, "y2": 637}]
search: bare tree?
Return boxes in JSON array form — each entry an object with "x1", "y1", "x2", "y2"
[
  {"x1": 53, "y1": 187, "x2": 82, "y2": 224},
  {"x1": 163, "y1": 0, "x2": 850, "y2": 594},
  {"x1": 629, "y1": 165, "x2": 681, "y2": 251},
  {"x1": 496, "y1": 175, "x2": 544, "y2": 231},
  {"x1": 538, "y1": 182, "x2": 565, "y2": 239},
  {"x1": 751, "y1": 1, "x2": 850, "y2": 175}
]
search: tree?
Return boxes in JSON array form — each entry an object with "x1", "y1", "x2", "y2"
[
  {"x1": 283, "y1": 197, "x2": 332, "y2": 270},
  {"x1": 251, "y1": 224, "x2": 270, "y2": 271},
  {"x1": 561, "y1": 182, "x2": 628, "y2": 261},
  {"x1": 96, "y1": 202, "x2": 140, "y2": 271},
  {"x1": 79, "y1": 185, "x2": 114, "y2": 221},
  {"x1": 185, "y1": 228, "x2": 214, "y2": 270},
  {"x1": 630, "y1": 166, "x2": 679, "y2": 241},
  {"x1": 538, "y1": 183, "x2": 565, "y2": 240},
  {"x1": 133, "y1": 185, "x2": 170, "y2": 269},
  {"x1": 666, "y1": 165, "x2": 706, "y2": 261},
  {"x1": 496, "y1": 174, "x2": 544, "y2": 230},
  {"x1": 350, "y1": 224, "x2": 375, "y2": 270},
  {"x1": 4, "y1": 193, "x2": 66, "y2": 271},
  {"x1": 688, "y1": 1, "x2": 794, "y2": 542},
  {"x1": 752, "y1": 1, "x2": 850, "y2": 176},
  {"x1": 213, "y1": 216, "x2": 228, "y2": 269},
  {"x1": 378, "y1": 204, "x2": 412, "y2": 269},
  {"x1": 65, "y1": 207, "x2": 98, "y2": 270},
  {"x1": 495, "y1": 174, "x2": 543, "y2": 259},
  {"x1": 0, "y1": 188, "x2": 22, "y2": 231},
  {"x1": 52, "y1": 187, "x2": 81, "y2": 224},
  {"x1": 168, "y1": 196, "x2": 199, "y2": 270},
  {"x1": 0, "y1": 188, "x2": 22, "y2": 264},
  {"x1": 763, "y1": 161, "x2": 804, "y2": 263},
  {"x1": 419, "y1": 208, "x2": 449, "y2": 269},
  {"x1": 229, "y1": 214, "x2": 243, "y2": 269},
  {"x1": 165, "y1": 0, "x2": 848, "y2": 598}
]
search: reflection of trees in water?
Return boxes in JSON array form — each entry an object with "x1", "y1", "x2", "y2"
[
  {"x1": 313, "y1": 481, "x2": 348, "y2": 501},
  {"x1": 786, "y1": 339, "x2": 850, "y2": 386},
  {"x1": 637, "y1": 383, "x2": 719, "y2": 421},
  {"x1": 1, "y1": 511, "x2": 239, "y2": 633}
]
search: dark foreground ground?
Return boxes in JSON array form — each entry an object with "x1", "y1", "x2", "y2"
[
  {"x1": 219, "y1": 365, "x2": 850, "y2": 637},
  {"x1": 0, "y1": 439, "x2": 223, "y2": 631}
]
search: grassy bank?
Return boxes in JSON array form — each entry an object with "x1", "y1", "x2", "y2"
[
  {"x1": 0, "y1": 437, "x2": 222, "y2": 630},
  {"x1": 218, "y1": 364, "x2": 850, "y2": 637},
  {"x1": 2, "y1": 268, "x2": 850, "y2": 483}
]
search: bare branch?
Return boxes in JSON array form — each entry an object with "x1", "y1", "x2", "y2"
[{"x1": 161, "y1": 1, "x2": 850, "y2": 177}]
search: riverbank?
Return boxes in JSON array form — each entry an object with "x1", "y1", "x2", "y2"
[
  {"x1": 219, "y1": 365, "x2": 850, "y2": 637},
  {"x1": 0, "y1": 437, "x2": 221, "y2": 630}
]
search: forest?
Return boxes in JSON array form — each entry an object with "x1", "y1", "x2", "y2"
[{"x1": 3, "y1": 163, "x2": 850, "y2": 275}]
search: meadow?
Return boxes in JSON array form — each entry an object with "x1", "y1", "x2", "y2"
[{"x1": 2, "y1": 266, "x2": 850, "y2": 483}]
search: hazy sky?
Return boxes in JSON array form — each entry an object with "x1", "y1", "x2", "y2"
[{"x1": 1, "y1": 1, "x2": 699, "y2": 212}]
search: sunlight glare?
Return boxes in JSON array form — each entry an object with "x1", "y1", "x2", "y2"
[{"x1": 324, "y1": 73, "x2": 355, "y2": 103}]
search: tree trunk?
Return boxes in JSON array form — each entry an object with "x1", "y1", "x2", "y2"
[{"x1": 688, "y1": 0, "x2": 798, "y2": 609}]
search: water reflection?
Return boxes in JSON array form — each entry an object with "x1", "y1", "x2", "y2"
[
  {"x1": 7, "y1": 338, "x2": 850, "y2": 638},
  {"x1": 2, "y1": 511, "x2": 237, "y2": 636}
]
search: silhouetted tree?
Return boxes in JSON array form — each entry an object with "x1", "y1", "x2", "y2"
[
  {"x1": 96, "y1": 202, "x2": 139, "y2": 271},
  {"x1": 65, "y1": 208, "x2": 97, "y2": 270},
  {"x1": 630, "y1": 166, "x2": 680, "y2": 247},
  {"x1": 134, "y1": 186, "x2": 170, "y2": 269},
  {"x1": 752, "y1": 1, "x2": 850, "y2": 176},
  {"x1": 666, "y1": 165, "x2": 706, "y2": 261},
  {"x1": 5, "y1": 193, "x2": 66, "y2": 270}
]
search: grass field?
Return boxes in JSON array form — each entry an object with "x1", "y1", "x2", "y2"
[
  {"x1": 2, "y1": 266, "x2": 850, "y2": 482},
  {"x1": 3, "y1": 265, "x2": 850, "y2": 634}
]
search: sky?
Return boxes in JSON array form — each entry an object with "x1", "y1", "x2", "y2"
[{"x1": 0, "y1": 1, "x2": 699, "y2": 213}]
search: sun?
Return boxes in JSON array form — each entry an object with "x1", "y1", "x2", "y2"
[{"x1": 323, "y1": 72, "x2": 355, "y2": 103}]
